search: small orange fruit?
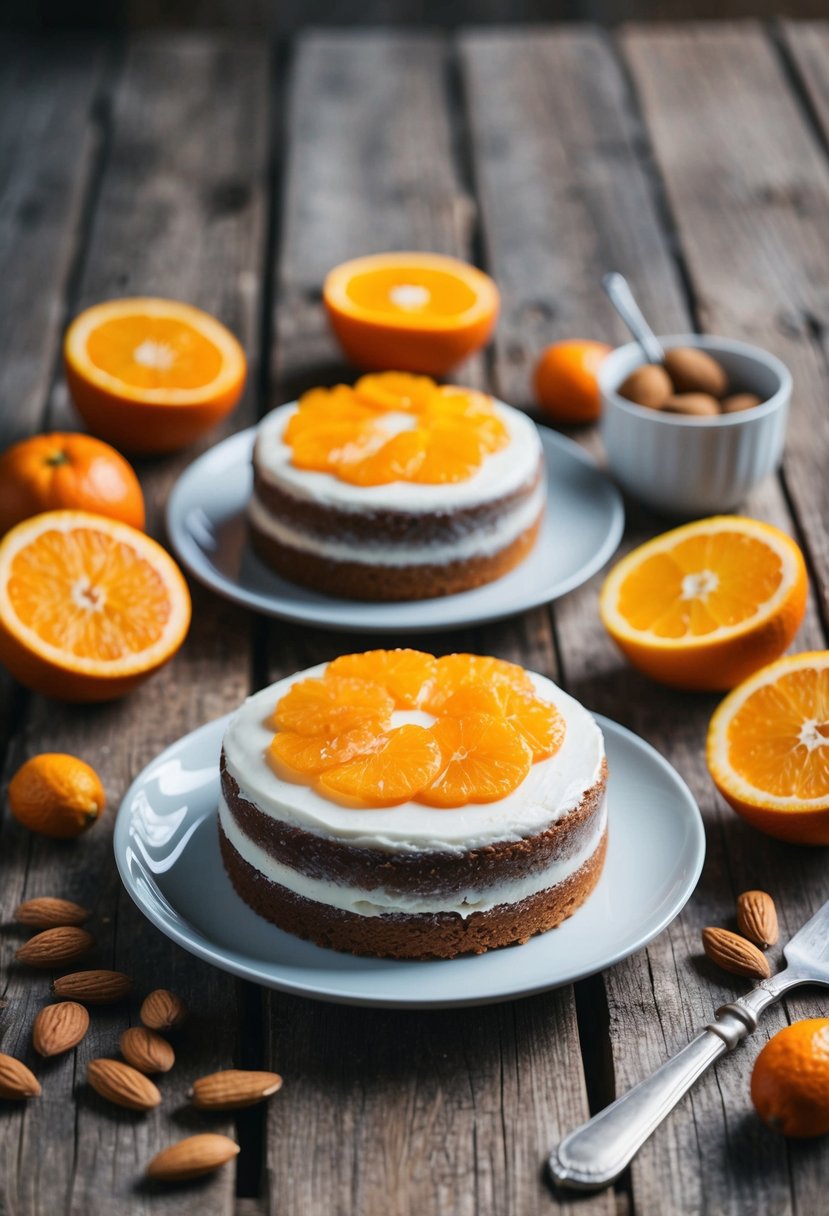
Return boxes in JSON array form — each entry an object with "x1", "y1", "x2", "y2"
[
  {"x1": 600, "y1": 516, "x2": 808, "y2": 691},
  {"x1": 0, "y1": 510, "x2": 191, "y2": 701},
  {"x1": 323, "y1": 253, "x2": 499, "y2": 376},
  {"x1": 9, "y1": 753, "x2": 105, "y2": 838},
  {"x1": 751, "y1": 1019, "x2": 829, "y2": 1137},
  {"x1": 533, "y1": 340, "x2": 612, "y2": 425},
  {"x1": 707, "y1": 651, "x2": 829, "y2": 844},
  {"x1": 0, "y1": 432, "x2": 145, "y2": 535},
  {"x1": 64, "y1": 298, "x2": 247, "y2": 455},
  {"x1": 418, "y1": 714, "x2": 532, "y2": 807},
  {"x1": 319, "y1": 725, "x2": 443, "y2": 806}
]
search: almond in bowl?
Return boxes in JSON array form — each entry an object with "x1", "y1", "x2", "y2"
[{"x1": 599, "y1": 335, "x2": 791, "y2": 517}]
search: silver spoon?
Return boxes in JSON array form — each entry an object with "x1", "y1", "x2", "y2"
[{"x1": 601, "y1": 272, "x2": 664, "y2": 364}]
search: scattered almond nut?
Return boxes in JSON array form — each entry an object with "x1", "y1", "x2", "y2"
[
  {"x1": 146, "y1": 1133, "x2": 240, "y2": 1182},
  {"x1": 140, "y1": 989, "x2": 187, "y2": 1032},
  {"x1": 736, "y1": 890, "x2": 779, "y2": 950},
  {"x1": 702, "y1": 926, "x2": 771, "y2": 980},
  {"x1": 721, "y1": 392, "x2": 762, "y2": 414},
  {"x1": 16, "y1": 926, "x2": 95, "y2": 968},
  {"x1": 32, "y1": 1002, "x2": 89, "y2": 1057},
  {"x1": 0, "y1": 1052, "x2": 41, "y2": 1100},
  {"x1": 87, "y1": 1058, "x2": 161, "y2": 1111},
  {"x1": 189, "y1": 1068, "x2": 283, "y2": 1110},
  {"x1": 664, "y1": 347, "x2": 728, "y2": 397},
  {"x1": 52, "y1": 970, "x2": 133, "y2": 1004},
  {"x1": 618, "y1": 364, "x2": 673, "y2": 409},
  {"x1": 662, "y1": 392, "x2": 720, "y2": 417},
  {"x1": 15, "y1": 897, "x2": 90, "y2": 928},
  {"x1": 120, "y1": 1026, "x2": 175, "y2": 1075}
]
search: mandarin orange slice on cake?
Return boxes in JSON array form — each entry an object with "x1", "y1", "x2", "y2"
[
  {"x1": 272, "y1": 675, "x2": 394, "y2": 736},
  {"x1": 319, "y1": 725, "x2": 443, "y2": 806},
  {"x1": 326, "y1": 649, "x2": 437, "y2": 708},
  {"x1": 418, "y1": 714, "x2": 533, "y2": 807}
]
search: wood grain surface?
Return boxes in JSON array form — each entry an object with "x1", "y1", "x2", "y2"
[{"x1": 1, "y1": 22, "x2": 828, "y2": 1216}]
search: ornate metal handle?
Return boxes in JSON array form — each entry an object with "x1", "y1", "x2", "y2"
[{"x1": 549, "y1": 986, "x2": 785, "y2": 1192}]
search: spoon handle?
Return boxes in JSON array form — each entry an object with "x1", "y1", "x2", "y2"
[{"x1": 601, "y1": 273, "x2": 664, "y2": 364}]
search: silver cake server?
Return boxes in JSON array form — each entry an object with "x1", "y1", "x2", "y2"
[{"x1": 550, "y1": 895, "x2": 829, "y2": 1191}]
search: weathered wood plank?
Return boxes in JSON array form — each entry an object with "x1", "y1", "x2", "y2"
[
  {"x1": 781, "y1": 23, "x2": 829, "y2": 176},
  {"x1": 0, "y1": 34, "x2": 269, "y2": 1216},
  {"x1": 618, "y1": 22, "x2": 829, "y2": 1216},
  {"x1": 462, "y1": 24, "x2": 828, "y2": 1216},
  {"x1": 0, "y1": 38, "x2": 103, "y2": 444},
  {"x1": 264, "y1": 31, "x2": 609, "y2": 1216},
  {"x1": 622, "y1": 22, "x2": 829, "y2": 634}
]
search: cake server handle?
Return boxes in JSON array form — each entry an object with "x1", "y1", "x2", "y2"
[{"x1": 549, "y1": 978, "x2": 789, "y2": 1191}]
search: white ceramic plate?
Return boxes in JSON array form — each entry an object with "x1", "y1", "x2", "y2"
[
  {"x1": 165, "y1": 425, "x2": 624, "y2": 633},
  {"x1": 114, "y1": 712, "x2": 704, "y2": 1008}
]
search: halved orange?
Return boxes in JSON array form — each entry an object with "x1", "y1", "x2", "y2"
[
  {"x1": 599, "y1": 517, "x2": 808, "y2": 691},
  {"x1": 708, "y1": 652, "x2": 829, "y2": 844},
  {"x1": 323, "y1": 253, "x2": 499, "y2": 376},
  {"x1": 64, "y1": 298, "x2": 247, "y2": 454},
  {"x1": 0, "y1": 510, "x2": 191, "y2": 701}
]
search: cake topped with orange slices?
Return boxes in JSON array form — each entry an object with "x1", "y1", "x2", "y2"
[
  {"x1": 248, "y1": 373, "x2": 545, "y2": 601},
  {"x1": 219, "y1": 650, "x2": 607, "y2": 959}
]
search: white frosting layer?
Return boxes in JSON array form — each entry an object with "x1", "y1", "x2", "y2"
[
  {"x1": 219, "y1": 792, "x2": 607, "y2": 919},
  {"x1": 221, "y1": 665, "x2": 605, "y2": 855},
  {"x1": 247, "y1": 479, "x2": 546, "y2": 566},
  {"x1": 252, "y1": 398, "x2": 543, "y2": 513}
]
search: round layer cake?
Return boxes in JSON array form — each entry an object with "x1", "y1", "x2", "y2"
[
  {"x1": 219, "y1": 650, "x2": 608, "y2": 960},
  {"x1": 248, "y1": 374, "x2": 545, "y2": 601}
]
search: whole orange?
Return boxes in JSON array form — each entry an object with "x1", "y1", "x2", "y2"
[
  {"x1": 533, "y1": 340, "x2": 612, "y2": 424},
  {"x1": 751, "y1": 1019, "x2": 829, "y2": 1137},
  {"x1": 8, "y1": 753, "x2": 106, "y2": 839},
  {"x1": 0, "y1": 433, "x2": 145, "y2": 535}
]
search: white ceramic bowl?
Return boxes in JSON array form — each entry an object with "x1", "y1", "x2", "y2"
[{"x1": 599, "y1": 334, "x2": 791, "y2": 516}]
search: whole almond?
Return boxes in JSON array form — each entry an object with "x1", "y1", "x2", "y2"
[
  {"x1": 736, "y1": 890, "x2": 779, "y2": 950},
  {"x1": 0, "y1": 1053, "x2": 41, "y2": 1099},
  {"x1": 53, "y1": 970, "x2": 133, "y2": 1004},
  {"x1": 16, "y1": 926, "x2": 94, "y2": 968},
  {"x1": 140, "y1": 989, "x2": 187, "y2": 1032},
  {"x1": 722, "y1": 392, "x2": 762, "y2": 414},
  {"x1": 120, "y1": 1027, "x2": 175, "y2": 1074},
  {"x1": 87, "y1": 1058, "x2": 161, "y2": 1111},
  {"x1": 189, "y1": 1068, "x2": 283, "y2": 1110},
  {"x1": 15, "y1": 897, "x2": 90, "y2": 928},
  {"x1": 33, "y1": 1002, "x2": 89, "y2": 1057},
  {"x1": 664, "y1": 347, "x2": 728, "y2": 397},
  {"x1": 702, "y1": 926, "x2": 771, "y2": 980},
  {"x1": 146, "y1": 1133, "x2": 240, "y2": 1182},
  {"x1": 662, "y1": 392, "x2": 720, "y2": 417},
  {"x1": 618, "y1": 364, "x2": 673, "y2": 409}
]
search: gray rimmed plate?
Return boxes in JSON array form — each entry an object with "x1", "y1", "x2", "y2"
[
  {"x1": 114, "y1": 711, "x2": 705, "y2": 1009},
  {"x1": 165, "y1": 425, "x2": 624, "y2": 633}
]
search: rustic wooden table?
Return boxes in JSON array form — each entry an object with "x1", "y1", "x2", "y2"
[{"x1": 2, "y1": 21, "x2": 829, "y2": 1216}]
